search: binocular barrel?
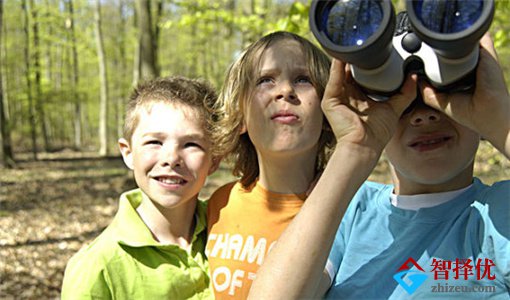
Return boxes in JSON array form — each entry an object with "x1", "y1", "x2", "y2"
[
  {"x1": 310, "y1": 0, "x2": 495, "y2": 101},
  {"x1": 407, "y1": 0, "x2": 494, "y2": 59}
]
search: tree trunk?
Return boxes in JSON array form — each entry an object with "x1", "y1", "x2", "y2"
[
  {"x1": 0, "y1": 0, "x2": 14, "y2": 168},
  {"x1": 189, "y1": 4, "x2": 198, "y2": 77},
  {"x1": 153, "y1": 0, "x2": 162, "y2": 76},
  {"x1": 30, "y1": 0, "x2": 50, "y2": 152},
  {"x1": 117, "y1": 0, "x2": 127, "y2": 138},
  {"x1": 94, "y1": 0, "x2": 109, "y2": 156},
  {"x1": 67, "y1": 0, "x2": 81, "y2": 149},
  {"x1": 44, "y1": 0, "x2": 53, "y2": 83},
  {"x1": 136, "y1": 0, "x2": 158, "y2": 80},
  {"x1": 22, "y1": 0, "x2": 38, "y2": 160},
  {"x1": 132, "y1": 5, "x2": 140, "y2": 87}
]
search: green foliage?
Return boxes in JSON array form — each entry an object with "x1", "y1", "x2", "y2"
[
  {"x1": 492, "y1": 0, "x2": 510, "y2": 48},
  {"x1": 2, "y1": 0, "x2": 510, "y2": 154},
  {"x1": 272, "y1": 2, "x2": 309, "y2": 35}
]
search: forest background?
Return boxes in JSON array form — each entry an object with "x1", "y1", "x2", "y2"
[{"x1": 1, "y1": 0, "x2": 509, "y2": 298}]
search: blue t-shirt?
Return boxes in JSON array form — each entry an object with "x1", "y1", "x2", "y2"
[{"x1": 326, "y1": 178, "x2": 510, "y2": 299}]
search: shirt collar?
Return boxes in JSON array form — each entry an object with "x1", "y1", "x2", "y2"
[
  {"x1": 112, "y1": 189, "x2": 207, "y2": 249},
  {"x1": 390, "y1": 183, "x2": 474, "y2": 211}
]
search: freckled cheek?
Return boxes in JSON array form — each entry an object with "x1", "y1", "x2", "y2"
[
  {"x1": 251, "y1": 91, "x2": 272, "y2": 107},
  {"x1": 297, "y1": 87, "x2": 319, "y2": 100},
  {"x1": 309, "y1": 104, "x2": 324, "y2": 127},
  {"x1": 185, "y1": 153, "x2": 212, "y2": 175},
  {"x1": 134, "y1": 151, "x2": 159, "y2": 168},
  {"x1": 244, "y1": 105, "x2": 266, "y2": 127}
]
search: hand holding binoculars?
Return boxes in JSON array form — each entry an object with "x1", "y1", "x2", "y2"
[{"x1": 310, "y1": 0, "x2": 495, "y2": 101}]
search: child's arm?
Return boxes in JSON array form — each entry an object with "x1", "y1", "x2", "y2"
[
  {"x1": 422, "y1": 34, "x2": 510, "y2": 159},
  {"x1": 248, "y1": 60, "x2": 417, "y2": 299}
]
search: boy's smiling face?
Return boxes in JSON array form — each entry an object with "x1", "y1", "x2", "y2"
[
  {"x1": 385, "y1": 102, "x2": 480, "y2": 194},
  {"x1": 120, "y1": 102, "x2": 216, "y2": 209}
]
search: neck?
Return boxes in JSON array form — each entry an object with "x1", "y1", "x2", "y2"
[
  {"x1": 256, "y1": 149, "x2": 317, "y2": 194},
  {"x1": 136, "y1": 192, "x2": 197, "y2": 249},
  {"x1": 391, "y1": 164, "x2": 475, "y2": 195}
]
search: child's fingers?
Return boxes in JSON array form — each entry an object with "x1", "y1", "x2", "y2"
[
  {"x1": 478, "y1": 34, "x2": 507, "y2": 92},
  {"x1": 388, "y1": 74, "x2": 417, "y2": 116},
  {"x1": 323, "y1": 59, "x2": 346, "y2": 103},
  {"x1": 479, "y1": 33, "x2": 498, "y2": 63},
  {"x1": 420, "y1": 82, "x2": 450, "y2": 112}
]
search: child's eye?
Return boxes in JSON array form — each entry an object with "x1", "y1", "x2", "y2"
[
  {"x1": 184, "y1": 142, "x2": 203, "y2": 149},
  {"x1": 296, "y1": 76, "x2": 312, "y2": 84},
  {"x1": 256, "y1": 77, "x2": 273, "y2": 86},
  {"x1": 144, "y1": 140, "x2": 162, "y2": 146}
]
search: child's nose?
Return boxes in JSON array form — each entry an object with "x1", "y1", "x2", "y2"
[
  {"x1": 161, "y1": 145, "x2": 182, "y2": 168},
  {"x1": 275, "y1": 81, "x2": 297, "y2": 102},
  {"x1": 409, "y1": 107, "x2": 441, "y2": 126}
]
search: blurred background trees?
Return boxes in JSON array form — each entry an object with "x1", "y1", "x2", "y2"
[{"x1": 1, "y1": 0, "x2": 509, "y2": 167}]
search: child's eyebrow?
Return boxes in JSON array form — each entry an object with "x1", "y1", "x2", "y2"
[
  {"x1": 259, "y1": 66, "x2": 309, "y2": 75},
  {"x1": 141, "y1": 132, "x2": 207, "y2": 140},
  {"x1": 141, "y1": 132, "x2": 166, "y2": 138},
  {"x1": 183, "y1": 133, "x2": 208, "y2": 141},
  {"x1": 258, "y1": 68, "x2": 279, "y2": 75}
]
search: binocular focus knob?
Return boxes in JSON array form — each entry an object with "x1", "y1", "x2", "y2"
[{"x1": 402, "y1": 32, "x2": 421, "y2": 53}]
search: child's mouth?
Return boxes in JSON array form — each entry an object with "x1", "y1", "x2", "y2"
[
  {"x1": 271, "y1": 110, "x2": 299, "y2": 124},
  {"x1": 157, "y1": 177, "x2": 186, "y2": 184},
  {"x1": 154, "y1": 176, "x2": 188, "y2": 189},
  {"x1": 408, "y1": 135, "x2": 452, "y2": 152}
]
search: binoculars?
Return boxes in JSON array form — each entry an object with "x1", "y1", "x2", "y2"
[{"x1": 310, "y1": 0, "x2": 495, "y2": 101}]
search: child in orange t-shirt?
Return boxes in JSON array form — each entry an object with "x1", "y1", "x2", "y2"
[{"x1": 205, "y1": 31, "x2": 335, "y2": 299}]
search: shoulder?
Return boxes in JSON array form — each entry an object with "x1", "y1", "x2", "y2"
[
  {"x1": 475, "y1": 179, "x2": 510, "y2": 200},
  {"x1": 357, "y1": 181, "x2": 392, "y2": 194},
  {"x1": 472, "y1": 179, "x2": 510, "y2": 208},
  {"x1": 336, "y1": 181, "x2": 393, "y2": 228},
  {"x1": 65, "y1": 227, "x2": 120, "y2": 272},
  {"x1": 207, "y1": 181, "x2": 238, "y2": 209},
  {"x1": 62, "y1": 228, "x2": 119, "y2": 298},
  {"x1": 195, "y1": 199, "x2": 208, "y2": 233},
  {"x1": 210, "y1": 181, "x2": 239, "y2": 198},
  {"x1": 334, "y1": 181, "x2": 394, "y2": 231},
  {"x1": 351, "y1": 181, "x2": 393, "y2": 208},
  {"x1": 206, "y1": 181, "x2": 239, "y2": 226},
  {"x1": 471, "y1": 179, "x2": 509, "y2": 228}
]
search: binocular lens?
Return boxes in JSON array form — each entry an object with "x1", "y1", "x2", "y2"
[
  {"x1": 413, "y1": 0, "x2": 483, "y2": 34},
  {"x1": 310, "y1": 0, "x2": 395, "y2": 70},
  {"x1": 324, "y1": 0, "x2": 384, "y2": 47},
  {"x1": 310, "y1": 0, "x2": 494, "y2": 101}
]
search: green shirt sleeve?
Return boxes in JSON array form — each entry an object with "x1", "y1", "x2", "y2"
[{"x1": 61, "y1": 249, "x2": 113, "y2": 299}]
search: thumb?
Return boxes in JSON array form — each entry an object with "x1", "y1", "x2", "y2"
[{"x1": 420, "y1": 81, "x2": 453, "y2": 114}]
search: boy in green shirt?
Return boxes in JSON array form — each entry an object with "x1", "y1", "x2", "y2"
[{"x1": 61, "y1": 76, "x2": 220, "y2": 299}]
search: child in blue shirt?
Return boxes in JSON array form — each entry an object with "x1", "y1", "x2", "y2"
[{"x1": 249, "y1": 34, "x2": 509, "y2": 299}]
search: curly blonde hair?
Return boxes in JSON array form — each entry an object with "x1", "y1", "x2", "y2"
[{"x1": 212, "y1": 31, "x2": 335, "y2": 187}]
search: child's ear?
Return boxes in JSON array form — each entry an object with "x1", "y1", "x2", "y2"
[
  {"x1": 239, "y1": 122, "x2": 247, "y2": 135},
  {"x1": 118, "y1": 138, "x2": 134, "y2": 170},
  {"x1": 208, "y1": 156, "x2": 222, "y2": 175}
]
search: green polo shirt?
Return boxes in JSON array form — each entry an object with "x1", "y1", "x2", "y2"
[{"x1": 61, "y1": 189, "x2": 212, "y2": 299}]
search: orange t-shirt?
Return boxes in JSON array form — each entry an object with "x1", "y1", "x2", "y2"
[{"x1": 206, "y1": 180, "x2": 306, "y2": 299}]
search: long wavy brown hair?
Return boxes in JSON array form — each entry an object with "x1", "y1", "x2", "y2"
[{"x1": 211, "y1": 31, "x2": 335, "y2": 188}]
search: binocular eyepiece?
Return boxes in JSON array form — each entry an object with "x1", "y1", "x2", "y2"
[{"x1": 310, "y1": 0, "x2": 495, "y2": 101}]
